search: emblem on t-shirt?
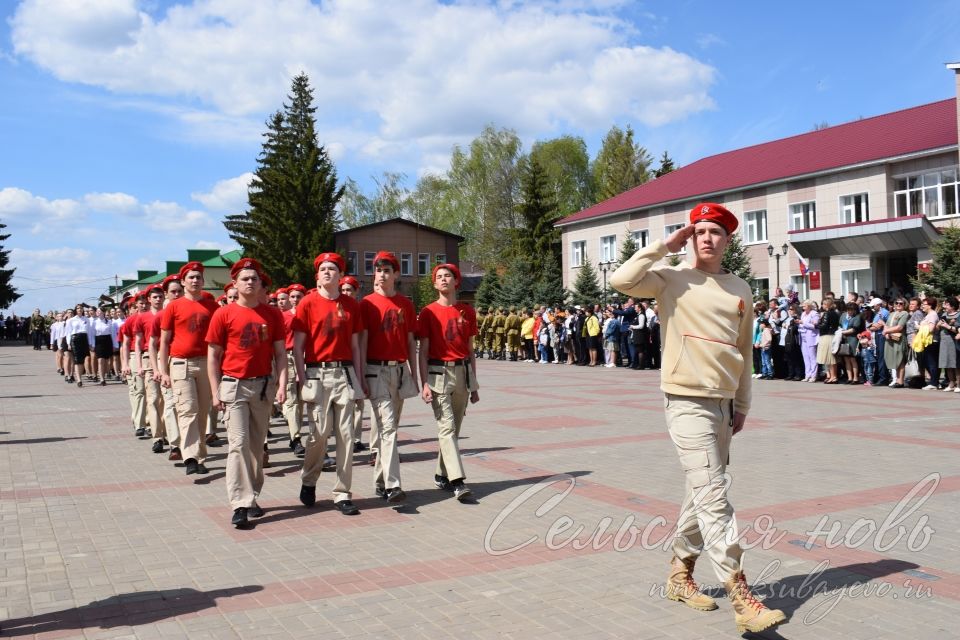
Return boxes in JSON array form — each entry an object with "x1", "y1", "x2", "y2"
[
  {"x1": 239, "y1": 322, "x2": 261, "y2": 349},
  {"x1": 187, "y1": 312, "x2": 206, "y2": 333},
  {"x1": 444, "y1": 317, "x2": 464, "y2": 342},
  {"x1": 382, "y1": 308, "x2": 400, "y2": 333}
]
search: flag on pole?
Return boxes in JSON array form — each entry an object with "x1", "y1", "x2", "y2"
[{"x1": 799, "y1": 258, "x2": 809, "y2": 276}]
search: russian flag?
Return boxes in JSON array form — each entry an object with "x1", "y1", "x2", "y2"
[{"x1": 798, "y1": 256, "x2": 809, "y2": 276}]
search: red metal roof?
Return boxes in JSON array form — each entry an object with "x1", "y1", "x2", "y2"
[{"x1": 558, "y1": 98, "x2": 958, "y2": 226}]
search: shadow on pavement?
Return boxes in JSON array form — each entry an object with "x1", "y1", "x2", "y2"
[
  {"x1": 0, "y1": 436, "x2": 87, "y2": 445},
  {"x1": 0, "y1": 585, "x2": 263, "y2": 637},
  {"x1": 0, "y1": 394, "x2": 48, "y2": 399}
]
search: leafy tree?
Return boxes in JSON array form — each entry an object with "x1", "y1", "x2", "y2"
[
  {"x1": 721, "y1": 232, "x2": 754, "y2": 282},
  {"x1": 911, "y1": 225, "x2": 960, "y2": 298},
  {"x1": 617, "y1": 229, "x2": 638, "y2": 267},
  {"x1": 339, "y1": 172, "x2": 410, "y2": 228},
  {"x1": 592, "y1": 124, "x2": 653, "y2": 202},
  {"x1": 654, "y1": 151, "x2": 677, "y2": 178},
  {"x1": 531, "y1": 251, "x2": 567, "y2": 308},
  {"x1": 0, "y1": 221, "x2": 20, "y2": 310},
  {"x1": 224, "y1": 73, "x2": 343, "y2": 286},
  {"x1": 570, "y1": 256, "x2": 603, "y2": 307},
  {"x1": 475, "y1": 268, "x2": 502, "y2": 310},
  {"x1": 529, "y1": 135, "x2": 593, "y2": 218},
  {"x1": 515, "y1": 156, "x2": 560, "y2": 274},
  {"x1": 408, "y1": 276, "x2": 437, "y2": 312},
  {"x1": 497, "y1": 256, "x2": 535, "y2": 308}
]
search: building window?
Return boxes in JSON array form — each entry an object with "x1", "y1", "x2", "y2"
[
  {"x1": 750, "y1": 278, "x2": 770, "y2": 301},
  {"x1": 571, "y1": 240, "x2": 586, "y2": 267},
  {"x1": 418, "y1": 253, "x2": 429, "y2": 276},
  {"x1": 599, "y1": 235, "x2": 617, "y2": 263},
  {"x1": 400, "y1": 253, "x2": 412, "y2": 276},
  {"x1": 363, "y1": 251, "x2": 376, "y2": 275},
  {"x1": 789, "y1": 202, "x2": 817, "y2": 231},
  {"x1": 790, "y1": 275, "x2": 809, "y2": 302},
  {"x1": 631, "y1": 229, "x2": 649, "y2": 248},
  {"x1": 664, "y1": 224, "x2": 686, "y2": 253},
  {"x1": 894, "y1": 168, "x2": 959, "y2": 219},
  {"x1": 435, "y1": 254, "x2": 446, "y2": 265},
  {"x1": 744, "y1": 210, "x2": 768, "y2": 244},
  {"x1": 347, "y1": 251, "x2": 358, "y2": 275},
  {"x1": 840, "y1": 193, "x2": 869, "y2": 224}
]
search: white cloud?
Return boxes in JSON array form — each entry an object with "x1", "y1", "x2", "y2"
[
  {"x1": 10, "y1": 0, "x2": 717, "y2": 161},
  {"x1": 0, "y1": 187, "x2": 84, "y2": 222},
  {"x1": 191, "y1": 172, "x2": 252, "y2": 213}
]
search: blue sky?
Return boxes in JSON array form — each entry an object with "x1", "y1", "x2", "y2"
[{"x1": 2, "y1": 0, "x2": 958, "y2": 314}]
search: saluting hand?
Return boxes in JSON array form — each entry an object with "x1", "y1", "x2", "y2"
[{"x1": 665, "y1": 224, "x2": 696, "y2": 254}]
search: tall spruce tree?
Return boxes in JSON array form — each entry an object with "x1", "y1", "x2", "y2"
[
  {"x1": 721, "y1": 232, "x2": 754, "y2": 282},
  {"x1": 516, "y1": 156, "x2": 560, "y2": 274},
  {"x1": 654, "y1": 151, "x2": 677, "y2": 178},
  {"x1": 911, "y1": 225, "x2": 960, "y2": 298},
  {"x1": 531, "y1": 251, "x2": 567, "y2": 308},
  {"x1": 571, "y1": 256, "x2": 603, "y2": 307},
  {"x1": 224, "y1": 73, "x2": 343, "y2": 286},
  {"x1": 475, "y1": 269, "x2": 502, "y2": 309},
  {"x1": 497, "y1": 256, "x2": 535, "y2": 308},
  {"x1": 617, "y1": 230, "x2": 638, "y2": 267},
  {"x1": 592, "y1": 124, "x2": 653, "y2": 202},
  {"x1": 0, "y1": 221, "x2": 20, "y2": 309}
]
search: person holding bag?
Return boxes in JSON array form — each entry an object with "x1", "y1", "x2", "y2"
[{"x1": 882, "y1": 299, "x2": 909, "y2": 388}]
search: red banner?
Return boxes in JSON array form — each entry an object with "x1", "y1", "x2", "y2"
[{"x1": 809, "y1": 271, "x2": 821, "y2": 290}]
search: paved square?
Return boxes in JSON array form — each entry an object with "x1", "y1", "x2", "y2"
[{"x1": 1, "y1": 344, "x2": 957, "y2": 638}]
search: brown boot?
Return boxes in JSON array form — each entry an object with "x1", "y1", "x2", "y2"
[
  {"x1": 724, "y1": 570, "x2": 786, "y2": 633},
  {"x1": 666, "y1": 556, "x2": 718, "y2": 611}
]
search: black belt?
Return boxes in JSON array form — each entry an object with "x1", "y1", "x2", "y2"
[
  {"x1": 367, "y1": 359, "x2": 406, "y2": 366},
  {"x1": 305, "y1": 360, "x2": 351, "y2": 369},
  {"x1": 221, "y1": 375, "x2": 270, "y2": 382},
  {"x1": 428, "y1": 358, "x2": 468, "y2": 366}
]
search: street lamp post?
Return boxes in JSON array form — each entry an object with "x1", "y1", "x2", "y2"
[
  {"x1": 599, "y1": 261, "x2": 613, "y2": 307},
  {"x1": 767, "y1": 243, "x2": 789, "y2": 292}
]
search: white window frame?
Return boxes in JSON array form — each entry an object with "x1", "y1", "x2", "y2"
[
  {"x1": 840, "y1": 269, "x2": 870, "y2": 298},
  {"x1": 894, "y1": 167, "x2": 959, "y2": 219},
  {"x1": 743, "y1": 209, "x2": 768, "y2": 244},
  {"x1": 347, "y1": 251, "x2": 358, "y2": 275},
  {"x1": 599, "y1": 235, "x2": 617, "y2": 263},
  {"x1": 839, "y1": 193, "x2": 869, "y2": 224},
  {"x1": 417, "y1": 253, "x2": 429, "y2": 276},
  {"x1": 664, "y1": 224, "x2": 686, "y2": 254},
  {"x1": 363, "y1": 251, "x2": 376, "y2": 276},
  {"x1": 790, "y1": 275, "x2": 809, "y2": 302},
  {"x1": 631, "y1": 229, "x2": 649, "y2": 248},
  {"x1": 400, "y1": 253, "x2": 412, "y2": 276},
  {"x1": 571, "y1": 240, "x2": 586, "y2": 267},
  {"x1": 788, "y1": 201, "x2": 817, "y2": 231}
]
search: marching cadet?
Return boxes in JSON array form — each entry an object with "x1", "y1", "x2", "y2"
[
  {"x1": 277, "y1": 286, "x2": 305, "y2": 457},
  {"x1": 148, "y1": 275, "x2": 184, "y2": 460},
  {"x1": 475, "y1": 307, "x2": 488, "y2": 359},
  {"x1": 417, "y1": 263, "x2": 479, "y2": 502},
  {"x1": 505, "y1": 306, "x2": 521, "y2": 361},
  {"x1": 206, "y1": 258, "x2": 287, "y2": 528},
  {"x1": 338, "y1": 275, "x2": 368, "y2": 454},
  {"x1": 121, "y1": 294, "x2": 148, "y2": 437},
  {"x1": 158, "y1": 261, "x2": 220, "y2": 475},
  {"x1": 134, "y1": 286, "x2": 166, "y2": 453},
  {"x1": 492, "y1": 307, "x2": 507, "y2": 360},
  {"x1": 293, "y1": 252, "x2": 366, "y2": 516},
  {"x1": 359, "y1": 251, "x2": 419, "y2": 502}
]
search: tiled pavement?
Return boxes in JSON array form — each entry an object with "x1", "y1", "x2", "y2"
[{"x1": 1, "y1": 343, "x2": 958, "y2": 639}]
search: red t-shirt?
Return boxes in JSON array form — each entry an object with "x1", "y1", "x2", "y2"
[
  {"x1": 151, "y1": 310, "x2": 164, "y2": 341},
  {"x1": 360, "y1": 292, "x2": 416, "y2": 361},
  {"x1": 161, "y1": 295, "x2": 220, "y2": 358},
  {"x1": 132, "y1": 310, "x2": 159, "y2": 352},
  {"x1": 118, "y1": 316, "x2": 132, "y2": 351},
  {"x1": 417, "y1": 302, "x2": 477, "y2": 361},
  {"x1": 291, "y1": 293, "x2": 363, "y2": 363},
  {"x1": 206, "y1": 303, "x2": 285, "y2": 378},
  {"x1": 282, "y1": 310, "x2": 296, "y2": 350}
]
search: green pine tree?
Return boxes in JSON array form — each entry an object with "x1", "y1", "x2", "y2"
[
  {"x1": 911, "y1": 225, "x2": 960, "y2": 298},
  {"x1": 617, "y1": 229, "x2": 638, "y2": 267},
  {"x1": 224, "y1": 73, "x2": 343, "y2": 286},
  {"x1": 571, "y1": 256, "x2": 603, "y2": 307},
  {"x1": 497, "y1": 256, "x2": 535, "y2": 308},
  {"x1": 515, "y1": 156, "x2": 560, "y2": 274},
  {"x1": 0, "y1": 221, "x2": 21, "y2": 310},
  {"x1": 721, "y1": 232, "x2": 754, "y2": 282},
  {"x1": 475, "y1": 268, "x2": 502, "y2": 309},
  {"x1": 654, "y1": 151, "x2": 677, "y2": 178},
  {"x1": 531, "y1": 251, "x2": 568, "y2": 308}
]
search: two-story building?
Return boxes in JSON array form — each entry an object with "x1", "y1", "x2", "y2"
[{"x1": 557, "y1": 66, "x2": 960, "y2": 301}]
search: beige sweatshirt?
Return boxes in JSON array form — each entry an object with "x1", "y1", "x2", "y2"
[{"x1": 609, "y1": 239, "x2": 753, "y2": 414}]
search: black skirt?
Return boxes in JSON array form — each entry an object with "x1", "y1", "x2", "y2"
[
  {"x1": 71, "y1": 333, "x2": 90, "y2": 361},
  {"x1": 94, "y1": 335, "x2": 114, "y2": 358}
]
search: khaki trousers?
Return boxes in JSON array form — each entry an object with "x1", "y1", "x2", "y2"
[
  {"x1": 352, "y1": 400, "x2": 364, "y2": 443},
  {"x1": 221, "y1": 376, "x2": 273, "y2": 510},
  {"x1": 664, "y1": 393, "x2": 742, "y2": 582},
  {"x1": 171, "y1": 356, "x2": 210, "y2": 464},
  {"x1": 127, "y1": 353, "x2": 146, "y2": 431},
  {"x1": 300, "y1": 367, "x2": 355, "y2": 502},
  {"x1": 281, "y1": 351, "x2": 302, "y2": 441},
  {"x1": 427, "y1": 362, "x2": 469, "y2": 482},
  {"x1": 367, "y1": 364, "x2": 404, "y2": 489},
  {"x1": 140, "y1": 353, "x2": 165, "y2": 442},
  {"x1": 161, "y1": 382, "x2": 181, "y2": 448}
]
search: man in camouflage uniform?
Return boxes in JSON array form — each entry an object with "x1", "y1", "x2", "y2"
[
  {"x1": 505, "y1": 307, "x2": 521, "y2": 361},
  {"x1": 476, "y1": 308, "x2": 488, "y2": 359},
  {"x1": 491, "y1": 308, "x2": 506, "y2": 360}
]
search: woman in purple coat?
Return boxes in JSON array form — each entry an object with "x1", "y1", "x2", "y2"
[{"x1": 799, "y1": 300, "x2": 821, "y2": 382}]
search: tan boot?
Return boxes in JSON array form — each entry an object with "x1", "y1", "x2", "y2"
[
  {"x1": 666, "y1": 556, "x2": 718, "y2": 611},
  {"x1": 724, "y1": 570, "x2": 786, "y2": 633}
]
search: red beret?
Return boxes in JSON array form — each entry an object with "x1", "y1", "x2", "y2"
[
  {"x1": 286, "y1": 283, "x2": 306, "y2": 294},
  {"x1": 275, "y1": 287, "x2": 289, "y2": 296},
  {"x1": 161, "y1": 275, "x2": 180, "y2": 291},
  {"x1": 432, "y1": 263, "x2": 462, "y2": 287},
  {"x1": 268, "y1": 292, "x2": 278, "y2": 300},
  {"x1": 217, "y1": 294, "x2": 227, "y2": 304},
  {"x1": 339, "y1": 275, "x2": 360, "y2": 291},
  {"x1": 145, "y1": 285, "x2": 163, "y2": 296},
  {"x1": 314, "y1": 252, "x2": 345, "y2": 273},
  {"x1": 223, "y1": 283, "x2": 236, "y2": 294},
  {"x1": 230, "y1": 257, "x2": 265, "y2": 281},
  {"x1": 373, "y1": 251, "x2": 400, "y2": 272},
  {"x1": 178, "y1": 261, "x2": 204, "y2": 280},
  {"x1": 689, "y1": 202, "x2": 738, "y2": 234}
]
